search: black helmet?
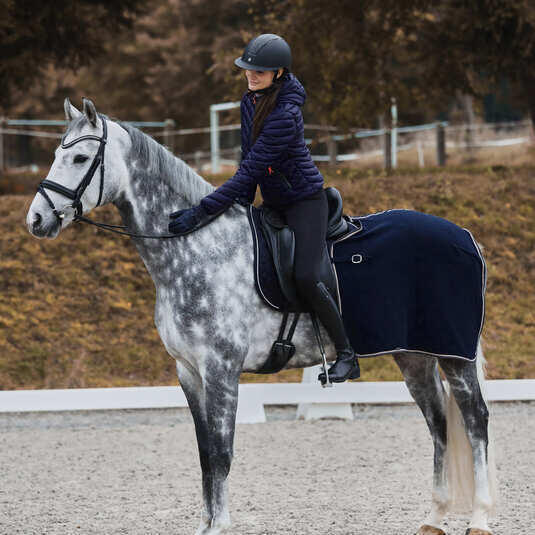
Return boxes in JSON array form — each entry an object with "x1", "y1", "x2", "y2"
[{"x1": 234, "y1": 34, "x2": 291, "y2": 71}]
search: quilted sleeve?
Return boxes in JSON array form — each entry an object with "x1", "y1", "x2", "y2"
[{"x1": 199, "y1": 108, "x2": 297, "y2": 214}]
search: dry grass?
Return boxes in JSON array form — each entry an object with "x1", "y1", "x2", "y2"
[{"x1": 1, "y1": 163, "x2": 534, "y2": 389}]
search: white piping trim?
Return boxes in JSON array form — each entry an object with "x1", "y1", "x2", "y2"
[
  {"x1": 463, "y1": 227, "x2": 487, "y2": 348},
  {"x1": 249, "y1": 205, "x2": 281, "y2": 310},
  {"x1": 356, "y1": 347, "x2": 476, "y2": 361},
  {"x1": 350, "y1": 208, "x2": 413, "y2": 220}
]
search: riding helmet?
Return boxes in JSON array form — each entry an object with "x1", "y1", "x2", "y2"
[{"x1": 234, "y1": 34, "x2": 291, "y2": 71}]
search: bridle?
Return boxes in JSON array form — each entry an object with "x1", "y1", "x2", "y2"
[
  {"x1": 38, "y1": 113, "x2": 108, "y2": 223},
  {"x1": 36, "y1": 115, "x2": 185, "y2": 239}
]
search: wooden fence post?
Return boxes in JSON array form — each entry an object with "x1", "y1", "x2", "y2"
[
  {"x1": 390, "y1": 98, "x2": 398, "y2": 169},
  {"x1": 436, "y1": 122, "x2": 446, "y2": 166},
  {"x1": 194, "y1": 150, "x2": 202, "y2": 171},
  {"x1": 327, "y1": 136, "x2": 337, "y2": 166},
  {"x1": 0, "y1": 117, "x2": 5, "y2": 172},
  {"x1": 233, "y1": 146, "x2": 241, "y2": 167},
  {"x1": 164, "y1": 118, "x2": 175, "y2": 153},
  {"x1": 383, "y1": 129, "x2": 392, "y2": 170}
]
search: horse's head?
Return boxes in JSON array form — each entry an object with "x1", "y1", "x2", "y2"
[{"x1": 26, "y1": 98, "x2": 129, "y2": 238}]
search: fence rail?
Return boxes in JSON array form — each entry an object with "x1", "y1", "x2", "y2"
[
  {"x1": 0, "y1": 379, "x2": 533, "y2": 424},
  {"x1": 0, "y1": 113, "x2": 532, "y2": 173}
]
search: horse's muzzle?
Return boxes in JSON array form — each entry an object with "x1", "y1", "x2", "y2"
[{"x1": 26, "y1": 207, "x2": 61, "y2": 239}]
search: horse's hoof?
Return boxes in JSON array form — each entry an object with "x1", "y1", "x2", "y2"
[
  {"x1": 416, "y1": 526, "x2": 446, "y2": 535},
  {"x1": 465, "y1": 530, "x2": 492, "y2": 535}
]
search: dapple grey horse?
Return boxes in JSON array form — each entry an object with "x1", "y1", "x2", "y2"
[{"x1": 26, "y1": 99, "x2": 497, "y2": 535}]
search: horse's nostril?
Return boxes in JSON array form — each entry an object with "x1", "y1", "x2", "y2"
[{"x1": 33, "y1": 212, "x2": 42, "y2": 228}]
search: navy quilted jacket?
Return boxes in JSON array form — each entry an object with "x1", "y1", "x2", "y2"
[{"x1": 199, "y1": 72, "x2": 324, "y2": 214}]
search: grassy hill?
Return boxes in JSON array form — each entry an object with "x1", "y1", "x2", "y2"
[{"x1": 1, "y1": 164, "x2": 534, "y2": 389}]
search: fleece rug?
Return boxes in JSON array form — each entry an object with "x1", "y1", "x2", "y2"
[{"x1": 332, "y1": 209, "x2": 485, "y2": 360}]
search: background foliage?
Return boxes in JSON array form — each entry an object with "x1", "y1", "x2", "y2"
[{"x1": 2, "y1": 0, "x2": 534, "y2": 129}]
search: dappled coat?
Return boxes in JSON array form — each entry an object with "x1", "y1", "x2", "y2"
[{"x1": 199, "y1": 72, "x2": 324, "y2": 214}]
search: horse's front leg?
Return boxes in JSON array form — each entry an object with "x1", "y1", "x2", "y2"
[{"x1": 176, "y1": 357, "x2": 240, "y2": 535}]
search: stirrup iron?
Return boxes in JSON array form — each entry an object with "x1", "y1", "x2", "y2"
[{"x1": 310, "y1": 312, "x2": 332, "y2": 388}]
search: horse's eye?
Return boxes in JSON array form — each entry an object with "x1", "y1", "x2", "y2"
[{"x1": 73, "y1": 154, "x2": 89, "y2": 164}]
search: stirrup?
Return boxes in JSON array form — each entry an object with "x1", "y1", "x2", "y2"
[{"x1": 310, "y1": 312, "x2": 332, "y2": 388}]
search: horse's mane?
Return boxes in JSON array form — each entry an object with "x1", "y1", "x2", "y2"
[
  {"x1": 65, "y1": 114, "x2": 215, "y2": 204},
  {"x1": 119, "y1": 121, "x2": 215, "y2": 204}
]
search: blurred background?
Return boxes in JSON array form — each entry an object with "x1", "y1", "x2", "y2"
[{"x1": 0, "y1": 0, "x2": 534, "y2": 389}]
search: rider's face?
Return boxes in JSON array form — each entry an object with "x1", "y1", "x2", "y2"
[{"x1": 245, "y1": 68, "x2": 283, "y2": 91}]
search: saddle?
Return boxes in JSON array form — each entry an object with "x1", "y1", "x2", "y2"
[{"x1": 245, "y1": 187, "x2": 357, "y2": 374}]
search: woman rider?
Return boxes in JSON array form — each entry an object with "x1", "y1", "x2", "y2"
[{"x1": 168, "y1": 33, "x2": 360, "y2": 383}]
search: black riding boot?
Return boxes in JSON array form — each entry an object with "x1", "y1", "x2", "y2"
[{"x1": 312, "y1": 281, "x2": 360, "y2": 384}]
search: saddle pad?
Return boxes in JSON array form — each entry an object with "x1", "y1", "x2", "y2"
[{"x1": 333, "y1": 209, "x2": 486, "y2": 361}]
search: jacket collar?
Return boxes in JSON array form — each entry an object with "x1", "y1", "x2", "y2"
[
  {"x1": 245, "y1": 72, "x2": 306, "y2": 107},
  {"x1": 277, "y1": 72, "x2": 306, "y2": 107}
]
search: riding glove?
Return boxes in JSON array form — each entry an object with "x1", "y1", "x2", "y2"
[{"x1": 168, "y1": 205, "x2": 210, "y2": 234}]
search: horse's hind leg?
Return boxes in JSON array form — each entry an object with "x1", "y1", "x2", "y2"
[
  {"x1": 439, "y1": 356, "x2": 493, "y2": 534},
  {"x1": 394, "y1": 353, "x2": 449, "y2": 535},
  {"x1": 176, "y1": 358, "x2": 239, "y2": 535}
]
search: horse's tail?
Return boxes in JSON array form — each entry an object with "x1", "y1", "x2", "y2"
[{"x1": 444, "y1": 340, "x2": 498, "y2": 515}]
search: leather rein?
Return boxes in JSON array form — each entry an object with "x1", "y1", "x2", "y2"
[{"x1": 37, "y1": 115, "x2": 179, "y2": 240}]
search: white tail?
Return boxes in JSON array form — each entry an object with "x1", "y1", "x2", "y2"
[{"x1": 444, "y1": 340, "x2": 498, "y2": 515}]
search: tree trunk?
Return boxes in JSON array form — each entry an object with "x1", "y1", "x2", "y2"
[{"x1": 521, "y1": 74, "x2": 535, "y2": 132}]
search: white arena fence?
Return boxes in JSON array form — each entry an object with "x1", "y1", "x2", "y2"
[
  {"x1": 0, "y1": 114, "x2": 532, "y2": 174},
  {"x1": 1, "y1": 366, "x2": 534, "y2": 423}
]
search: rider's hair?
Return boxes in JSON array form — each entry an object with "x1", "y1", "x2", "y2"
[{"x1": 251, "y1": 68, "x2": 289, "y2": 144}]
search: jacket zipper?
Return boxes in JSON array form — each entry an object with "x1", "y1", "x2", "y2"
[
  {"x1": 280, "y1": 173, "x2": 293, "y2": 189},
  {"x1": 268, "y1": 166, "x2": 293, "y2": 189}
]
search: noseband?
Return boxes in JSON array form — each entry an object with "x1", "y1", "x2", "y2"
[{"x1": 37, "y1": 114, "x2": 107, "y2": 223}]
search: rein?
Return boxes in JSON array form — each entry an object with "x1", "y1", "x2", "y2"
[
  {"x1": 74, "y1": 215, "x2": 180, "y2": 239},
  {"x1": 37, "y1": 115, "x2": 182, "y2": 240}
]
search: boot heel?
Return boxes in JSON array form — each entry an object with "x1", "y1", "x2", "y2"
[{"x1": 348, "y1": 359, "x2": 360, "y2": 380}]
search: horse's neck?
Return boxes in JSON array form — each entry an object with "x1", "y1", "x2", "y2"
[{"x1": 112, "y1": 137, "x2": 215, "y2": 284}]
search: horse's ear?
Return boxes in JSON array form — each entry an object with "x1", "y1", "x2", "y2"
[
  {"x1": 64, "y1": 98, "x2": 81, "y2": 123},
  {"x1": 82, "y1": 97, "x2": 98, "y2": 127}
]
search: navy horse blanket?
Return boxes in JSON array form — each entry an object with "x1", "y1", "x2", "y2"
[
  {"x1": 247, "y1": 207, "x2": 486, "y2": 361},
  {"x1": 332, "y1": 210, "x2": 485, "y2": 361}
]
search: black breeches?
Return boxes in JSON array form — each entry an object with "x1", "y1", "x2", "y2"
[
  {"x1": 283, "y1": 189, "x2": 351, "y2": 351},
  {"x1": 280, "y1": 188, "x2": 328, "y2": 304},
  {"x1": 280, "y1": 188, "x2": 351, "y2": 351}
]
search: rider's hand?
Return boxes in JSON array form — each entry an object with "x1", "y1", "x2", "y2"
[{"x1": 168, "y1": 205, "x2": 209, "y2": 234}]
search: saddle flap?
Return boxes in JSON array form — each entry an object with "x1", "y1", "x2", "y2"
[{"x1": 255, "y1": 203, "x2": 340, "y2": 312}]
